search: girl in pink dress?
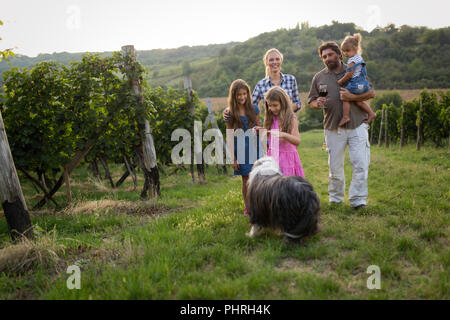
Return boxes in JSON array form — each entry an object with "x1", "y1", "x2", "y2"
[{"x1": 257, "y1": 86, "x2": 304, "y2": 177}]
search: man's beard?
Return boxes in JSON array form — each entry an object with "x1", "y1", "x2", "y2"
[{"x1": 326, "y1": 58, "x2": 340, "y2": 70}]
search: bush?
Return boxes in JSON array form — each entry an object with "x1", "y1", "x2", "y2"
[
  {"x1": 420, "y1": 90, "x2": 447, "y2": 147},
  {"x1": 397, "y1": 100, "x2": 419, "y2": 144},
  {"x1": 299, "y1": 105, "x2": 323, "y2": 132},
  {"x1": 371, "y1": 91, "x2": 403, "y2": 112},
  {"x1": 370, "y1": 89, "x2": 450, "y2": 147}
]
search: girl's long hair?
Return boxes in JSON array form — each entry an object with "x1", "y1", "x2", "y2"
[
  {"x1": 341, "y1": 33, "x2": 363, "y2": 55},
  {"x1": 263, "y1": 86, "x2": 295, "y2": 133},
  {"x1": 227, "y1": 79, "x2": 257, "y2": 130},
  {"x1": 263, "y1": 48, "x2": 284, "y2": 77}
]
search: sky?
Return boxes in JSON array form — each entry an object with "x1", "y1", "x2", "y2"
[{"x1": 1, "y1": 0, "x2": 449, "y2": 57}]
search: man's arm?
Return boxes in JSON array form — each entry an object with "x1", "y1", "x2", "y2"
[
  {"x1": 307, "y1": 74, "x2": 324, "y2": 110},
  {"x1": 340, "y1": 88, "x2": 375, "y2": 102}
]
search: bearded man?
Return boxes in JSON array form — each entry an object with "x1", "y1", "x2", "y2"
[{"x1": 308, "y1": 42, "x2": 375, "y2": 210}]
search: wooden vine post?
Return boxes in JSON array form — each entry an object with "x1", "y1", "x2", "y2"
[
  {"x1": 378, "y1": 107, "x2": 385, "y2": 147},
  {"x1": 384, "y1": 106, "x2": 389, "y2": 148},
  {"x1": 184, "y1": 76, "x2": 206, "y2": 183},
  {"x1": 205, "y1": 98, "x2": 227, "y2": 175},
  {"x1": 121, "y1": 45, "x2": 160, "y2": 198},
  {"x1": 0, "y1": 111, "x2": 34, "y2": 241},
  {"x1": 400, "y1": 105, "x2": 405, "y2": 149},
  {"x1": 416, "y1": 96, "x2": 423, "y2": 151},
  {"x1": 370, "y1": 120, "x2": 375, "y2": 145},
  {"x1": 185, "y1": 75, "x2": 195, "y2": 182}
]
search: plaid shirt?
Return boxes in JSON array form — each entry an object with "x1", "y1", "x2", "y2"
[{"x1": 252, "y1": 73, "x2": 301, "y2": 111}]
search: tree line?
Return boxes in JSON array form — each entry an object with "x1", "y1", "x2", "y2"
[
  {"x1": 1, "y1": 21, "x2": 449, "y2": 98},
  {"x1": 193, "y1": 22, "x2": 450, "y2": 97}
]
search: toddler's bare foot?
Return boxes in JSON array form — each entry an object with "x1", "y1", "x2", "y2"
[
  {"x1": 363, "y1": 112, "x2": 377, "y2": 124},
  {"x1": 338, "y1": 116, "x2": 350, "y2": 127}
]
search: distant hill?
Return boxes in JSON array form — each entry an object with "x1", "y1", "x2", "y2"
[
  {"x1": 1, "y1": 21, "x2": 449, "y2": 97},
  {"x1": 0, "y1": 42, "x2": 238, "y2": 89}
]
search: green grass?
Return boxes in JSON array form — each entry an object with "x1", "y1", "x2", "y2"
[{"x1": 0, "y1": 130, "x2": 448, "y2": 299}]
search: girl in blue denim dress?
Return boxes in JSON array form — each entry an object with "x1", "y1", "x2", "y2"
[
  {"x1": 337, "y1": 33, "x2": 377, "y2": 127},
  {"x1": 225, "y1": 79, "x2": 263, "y2": 216}
]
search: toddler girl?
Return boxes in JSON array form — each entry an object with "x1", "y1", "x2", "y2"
[{"x1": 337, "y1": 33, "x2": 376, "y2": 127}]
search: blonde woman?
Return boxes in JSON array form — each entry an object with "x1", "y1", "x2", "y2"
[
  {"x1": 252, "y1": 48, "x2": 301, "y2": 113},
  {"x1": 224, "y1": 48, "x2": 301, "y2": 122}
]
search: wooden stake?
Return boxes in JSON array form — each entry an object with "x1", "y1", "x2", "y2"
[
  {"x1": 121, "y1": 45, "x2": 160, "y2": 198},
  {"x1": 370, "y1": 120, "x2": 375, "y2": 145},
  {"x1": 378, "y1": 108, "x2": 385, "y2": 147},
  {"x1": 400, "y1": 105, "x2": 405, "y2": 149},
  {"x1": 0, "y1": 111, "x2": 34, "y2": 241},
  {"x1": 416, "y1": 97, "x2": 423, "y2": 151},
  {"x1": 184, "y1": 75, "x2": 206, "y2": 183},
  {"x1": 384, "y1": 107, "x2": 389, "y2": 148},
  {"x1": 205, "y1": 98, "x2": 227, "y2": 175}
]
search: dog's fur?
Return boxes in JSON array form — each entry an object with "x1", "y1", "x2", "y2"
[{"x1": 246, "y1": 157, "x2": 320, "y2": 243}]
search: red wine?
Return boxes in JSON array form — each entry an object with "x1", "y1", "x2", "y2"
[{"x1": 319, "y1": 90, "x2": 328, "y2": 97}]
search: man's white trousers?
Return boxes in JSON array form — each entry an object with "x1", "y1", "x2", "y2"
[{"x1": 324, "y1": 123, "x2": 371, "y2": 207}]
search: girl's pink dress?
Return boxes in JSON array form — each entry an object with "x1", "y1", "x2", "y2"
[{"x1": 267, "y1": 115, "x2": 305, "y2": 177}]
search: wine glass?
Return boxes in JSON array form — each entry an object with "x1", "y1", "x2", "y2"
[
  {"x1": 319, "y1": 84, "x2": 328, "y2": 97},
  {"x1": 318, "y1": 84, "x2": 328, "y2": 108}
]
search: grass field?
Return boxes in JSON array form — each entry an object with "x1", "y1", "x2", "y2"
[{"x1": 0, "y1": 130, "x2": 449, "y2": 299}]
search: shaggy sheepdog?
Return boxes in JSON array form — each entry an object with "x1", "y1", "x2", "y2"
[{"x1": 246, "y1": 156, "x2": 320, "y2": 243}]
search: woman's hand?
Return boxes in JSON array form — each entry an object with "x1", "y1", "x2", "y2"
[{"x1": 223, "y1": 108, "x2": 231, "y2": 122}]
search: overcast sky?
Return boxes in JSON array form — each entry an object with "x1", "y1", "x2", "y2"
[{"x1": 1, "y1": 0, "x2": 449, "y2": 57}]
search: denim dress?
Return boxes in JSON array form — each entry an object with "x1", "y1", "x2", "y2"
[
  {"x1": 345, "y1": 61, "x2": 370, "y2": 94},
  {"x1": 226, "y1": 105, "x2": 263, "y2": 176}
]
